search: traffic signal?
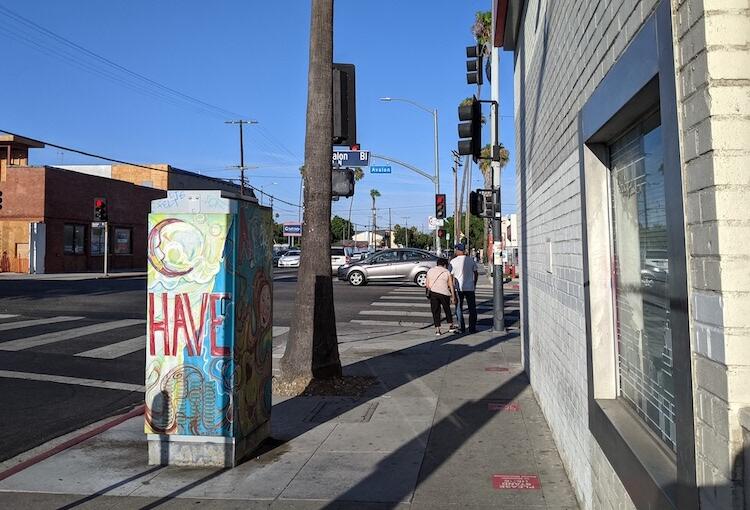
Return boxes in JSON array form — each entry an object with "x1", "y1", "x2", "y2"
[
  {"x1": 437, "y1": 228, "x2": 446, "y2": 238},
  {"x1": 332, "y1": 63, "x2": 357, "y2": 146},
  {"x1": 469, "y1": 191, "x2": 483, "y2": 217},
  {"x1": 0, "y1": 190, "x2": 3, "y2": 210},
  {"x1": 332, "y1": 168, "x2": 355, "y2": 198},
  {"x1": 458, "y1": 96, "x2": 482, "y2": 162},
  {"x1": 466, "y1": 45, "x2": 483, "y2": 85},
  {"x1": 435, "y1": 193, "x2": 446, "y2": 219},
  {"x1": 94, "y1": 198, "x2": 108, "y2": 222}
]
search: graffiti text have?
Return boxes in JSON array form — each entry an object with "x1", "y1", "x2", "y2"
[{"x1": 148, "y1": 292, "x2": 230, "y2": 357}]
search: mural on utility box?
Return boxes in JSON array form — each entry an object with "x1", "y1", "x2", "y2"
[{"x1": 144, "y1": 203, "x2": 272, "y2": 438}]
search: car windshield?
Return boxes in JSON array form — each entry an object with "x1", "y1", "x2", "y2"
[
  {"x1": 285, "y1": 251, "x2": 300, "y2": 256},
  {"x1": 331, "y1": 248, "x2": 345, "y2": 256}
]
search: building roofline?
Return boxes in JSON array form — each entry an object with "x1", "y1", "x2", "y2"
[
  {"x1": 0, "y1": 134, "x2": 45, "y2": 149},
  {"x1": 493, "y1": 0, "x2": 524, "y2": 50}
]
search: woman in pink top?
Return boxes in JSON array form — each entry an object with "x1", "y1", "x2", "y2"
[{"x1": 425, "y1": 258, "x2": 457, "y2": 335}]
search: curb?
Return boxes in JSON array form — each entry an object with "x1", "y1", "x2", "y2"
[{"x1": 0, "y1": 405, "x2": 145, "y2": 483}]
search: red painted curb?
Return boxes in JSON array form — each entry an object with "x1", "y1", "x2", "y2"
[{"x1": 0, "y1": 404, "x2": 145, "y2": 482}]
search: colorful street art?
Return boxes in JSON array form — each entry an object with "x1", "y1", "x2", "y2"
[{"x1": 145, "y1": 201, "x2": 272, "y2": 440}]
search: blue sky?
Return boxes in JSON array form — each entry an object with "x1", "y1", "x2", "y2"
[{"x1": 1, "y1": 0, "x2": 516, "y2": 232}]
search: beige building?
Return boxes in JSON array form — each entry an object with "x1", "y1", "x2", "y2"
[{"x1": 496, "y1": 0, "x2": 750, "y2": 508}]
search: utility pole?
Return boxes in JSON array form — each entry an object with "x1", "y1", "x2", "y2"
[
  {"x1": 371, "y1": 206, "x2": 377, "y2": 250},
  {"x1": 388, "y1": 208, "x2": 392, "y2": 248},
  {"x1": 403, "y1": 217, "x2": 410, "y2": 248},
  {"x1": 225, "y1": 119, "x2": 258, "y2": 195},
  {"x1": 451, "y1": 151, "x2": 462, "y2": 246}
]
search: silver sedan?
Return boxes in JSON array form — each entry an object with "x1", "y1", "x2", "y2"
[{"x1": 336, "y1": 249, "x2": 438, "y2": 287}]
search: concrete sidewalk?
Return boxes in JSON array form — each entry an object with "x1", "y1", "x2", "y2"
[{"x1": 0, "y1": 289, "x2": 578, "y2": 509}]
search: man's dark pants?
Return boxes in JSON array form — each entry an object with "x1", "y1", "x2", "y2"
[{"x1": 455, "y1": 291, "x2": 477, "y2": 333}]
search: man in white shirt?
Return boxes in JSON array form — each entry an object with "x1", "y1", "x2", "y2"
[{"x1": 449, "y1": 243, "x2": 479, "y2": 333}]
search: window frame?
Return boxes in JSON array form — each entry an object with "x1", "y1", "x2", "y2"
[
  {"x1": 577, "y1": 1, "x2": 696, "y2": 509},
  {"x1": 63, "y1": 223, "x2": 86, "y2": 255},
  {"x1": 113, "y1": 227, "x2": 132, "y2": 255}
]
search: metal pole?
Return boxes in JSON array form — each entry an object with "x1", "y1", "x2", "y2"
[
  {"x1": 453, "y1": 155, "x2": 458, "y2": 245},
  {"x1": 433, "y1": 109, "x2": 440, "y2": 255},
  {"x1": 103, "y1": 223, "x2": 108, "y2": 278},
  {"x1": 388, "y1": 208, "x2": 392, "y2": 248},
  {"x1": 490, "y1": 88, "x2": 505, "y2": 334},
  {"x1": 239, "y1": 122, "x2": 245, "y2": 196},
  {"x1": 403, "y1": 217, "x2": 409, "y2": 248}
]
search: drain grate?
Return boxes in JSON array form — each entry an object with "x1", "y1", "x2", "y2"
[{"x1": 305, "y1": 400, "x2": 379, "y2": 423}]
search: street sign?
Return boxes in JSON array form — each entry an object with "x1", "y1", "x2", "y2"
[
  {"x1": 370, "y1": 165, "x2": 391, "y2": 174},
  {"x1": 92, "y1": 221, "x2": 106, "y2": 228},
  {"x1": 427, "y1": 216, "x2": 444, "y2": 230},
  {"x1": 333, "y1": 150, "x2": 369, "y2": 167},
  {"x1": 283, "y1": 223, "x2": 303, "y2": 237}
]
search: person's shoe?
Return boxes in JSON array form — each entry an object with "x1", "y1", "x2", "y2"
[
  {"x1": 468, "y1": 328, "x2": 477, "y2": 334},
  {"x1": 435, "y1": 329, "x2": 443, "y2": 336}
]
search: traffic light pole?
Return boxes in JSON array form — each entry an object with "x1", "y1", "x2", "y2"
[
  {"x1": 103, "y1": 223, "x2": 109, "y2": 278},
  {"x1": 489, "y1": 67, "x2": 505, "y2": 334}
]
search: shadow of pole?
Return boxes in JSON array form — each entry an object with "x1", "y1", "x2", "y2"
[{"x1": 321, "y1": 372, "x2": 530, "y2": 509}]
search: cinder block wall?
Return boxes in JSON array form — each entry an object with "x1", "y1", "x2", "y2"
[
  {"x1": 516, "y1": 0, "x2": 750, "y2": 507},
  {"x1": 515, "y1": 0, "x2": 664, "y2": 508},
  {"x1": 675, "y1": 0, "x2": 750, "y2": 508}
]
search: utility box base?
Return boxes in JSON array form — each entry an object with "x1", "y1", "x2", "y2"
[{"x1": 147, "y1": 422, "x2": 270, "y2": 467}]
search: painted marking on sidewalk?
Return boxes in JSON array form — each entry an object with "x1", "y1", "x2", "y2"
[
  {"x1": 351, "y1": 319, "x2": 431, "y2": 328},
  {"x1": 0, "y1": 319, "x2": 145, "y2": 351},
  {"x1": 492, "y1": 474, "x2": 541, "y2": 490},
  {"x1": 485, "y1": 367, "x2": 510, "y2": 372},
  {"x1": 273, "y1": 326, "x2": 290, "y2": 337},
  {"x1": 0, "y1": 316, "x2": 83, "y2": 332},
  {"x1": 75, "y1": 336, "x2": 145, "y2": 359},
  {"x1": 0, "y1": 314, "x2": 19, "y2": 319},
  {"x1": 381, "y1": 295, "x2": 427, "y2": 301},
  {"x1": 0, "y1": 370, "x2": 145, "y2": 392},
  {"x1": 488, "y1": 401, "x2": 520, "y2": 412}
]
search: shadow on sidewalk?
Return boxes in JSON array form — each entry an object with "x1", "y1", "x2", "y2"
[{"x1": 41, "y1": 296, "x2": 522, "y2": 508}]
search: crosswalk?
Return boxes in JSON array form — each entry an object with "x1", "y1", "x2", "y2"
[{"x1": 350, "y1": 285, "x2": 496, "y2": 328}]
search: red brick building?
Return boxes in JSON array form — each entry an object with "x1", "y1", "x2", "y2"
[{"x1": 0, "y1": 134, "x2": 246, "y2": 273}]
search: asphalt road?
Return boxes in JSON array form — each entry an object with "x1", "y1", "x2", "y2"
[{"x1": 0, "y1": 269, "x2": 423, "y2": 462}]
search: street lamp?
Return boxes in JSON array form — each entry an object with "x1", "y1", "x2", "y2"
[{"x1": 379, "y1": 97, "x2": 441, "y2": 254}]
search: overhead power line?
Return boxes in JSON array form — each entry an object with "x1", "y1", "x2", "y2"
[
  {"x1": 0, "y1": 4, "x2": 300, "y2": 166},
  {"x1": 0, "y1": 129, "x2": 301, "y2": 210}
]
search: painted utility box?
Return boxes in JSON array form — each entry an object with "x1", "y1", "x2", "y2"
[{"x1": 145, "y1": 190, "x2": 273, "y2": 467}]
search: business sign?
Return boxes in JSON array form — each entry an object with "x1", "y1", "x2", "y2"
[
  {"x1": 283, "y1": 223, "x2": 303, "y2": 237},
  {"x1": 370, "y1": 165, "x2": 391, "y2": 174},
  {"x1": 332, "y1": 150, "x2": 370, "y2": 167},
  {"x1": 427, "y1": 216, "x2": 444, "y2": 230}
]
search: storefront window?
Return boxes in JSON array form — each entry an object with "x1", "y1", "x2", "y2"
[
  {"x1": 90, "y1": 226, "x2": 106, "y2": 256},
  {"x1": 609, "y1": 111, "x2": 675, "y2": 451},
  {"x1": 114, "y1": 228, "x2": 132, "y2": 255},
  {"x1": 64, "y1": 224, "x2": 86, "y2": 255}
]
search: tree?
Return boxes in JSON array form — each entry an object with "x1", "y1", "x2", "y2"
[
  {"x1": 346, "y1": 167, "x2": 364, "y2": 239},
  {"x1": 330, "y1": 215, "x2": 353, "y2": 242},
  {"x1": 281, "y1": 0, "x2": 341, "y2": 382}
]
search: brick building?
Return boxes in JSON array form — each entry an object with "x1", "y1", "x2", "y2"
[
  {"x1": 496, "y1": 0, "x2": 749, "y2": 509},
  {"x1": 0, "y1": 135, "x2": 248, "y2": 273}
]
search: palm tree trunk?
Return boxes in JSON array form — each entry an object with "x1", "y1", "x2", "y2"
[
  {"x1": 347, "y1": 197, "x2": 354, "y2": 240},
  {"x1": 280, "y1": 0, "x2": 341, "y2": 381}
]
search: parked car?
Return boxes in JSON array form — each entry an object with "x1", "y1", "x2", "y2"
[
  {"x1": 272, "y1": 249, "x2": 288, "y2": 266},
  {"x1": 278, "y1": 250, "x2": 301, "y2": 268},
  {"x1": 331, "y1": 246, "x2": 347, "y2": 273},
  {"x1": 337, "y1": 248, "x2": 438, "y2": 287}
]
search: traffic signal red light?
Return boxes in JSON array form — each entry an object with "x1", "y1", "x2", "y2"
[
  {"x1": 435, "y1": 193, "x2": 446, "y2": 219},
  {"x1": 94, "y1": 197, "x2": 108, "y2": 222},
  {"x1": 437, "y1": 228, "x2": 446, "y2": 238}
]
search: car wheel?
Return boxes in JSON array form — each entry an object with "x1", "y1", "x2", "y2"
[
  {"x1": 348, "y1": 271, "x2": 366, "y2": 286},
  {"x1": 415, "y1": 272, "x2": 427, "y2": 287}
]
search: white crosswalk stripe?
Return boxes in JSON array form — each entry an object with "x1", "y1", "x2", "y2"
[
  {"x1": 0, "y1": 319, "x2": 145, "y2": 351},
  {"x1": 360, "y1": 310, "x2": 493, "y2": 319},
  {"x1": 75, "y1": 335, "x2": 146, "y2": 359},
  {"x1": 0, "y1": 314, "x2": 19, "y2": 319},
  {"x1": 0, "y1": 370, "x2": 144, "y2": 392},
  {"x1": 0, "y1": 316, "x2": 83, "y2": 332}
]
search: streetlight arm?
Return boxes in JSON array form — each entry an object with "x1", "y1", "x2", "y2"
[{"x1": 380, "y1": 97, "x2": 434, "y2": 116}]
